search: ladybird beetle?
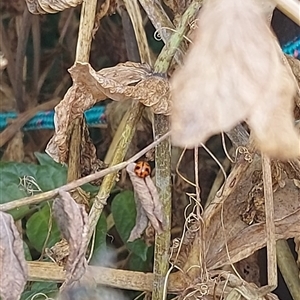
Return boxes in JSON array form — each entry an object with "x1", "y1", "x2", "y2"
[{"x1": 134, "y1": 161, "x2": 151, "y2": 178}]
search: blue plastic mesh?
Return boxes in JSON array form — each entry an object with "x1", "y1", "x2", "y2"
[{"x1": 0, "y1": 106, "x2": 106, "y2": 131}]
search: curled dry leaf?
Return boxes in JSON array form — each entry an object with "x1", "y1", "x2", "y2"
[
  {"x1": 0, "y1": 212, "x2": 28, "y2": 300},
  {"x1": 26, "y1": 0, "x2": 82, "y2": 14},
  {"x1": 52, "y1": 190, "x2": 89, "y2": 289},
  {"x1": 46, "y1": 61, "x2": 170, "y2": 163},
  {"x1": 171, "y1": 0, "x2": 299, "y2": 159},
  {"x1": 128, "y1": 191, "x2": 149, "y2": 242},
  {"x1": 203, "y1": 157, "x2": 300, "y2": 271},
  {"x1": 126, "y1": 163, "x2": 164, "y2": 240}
]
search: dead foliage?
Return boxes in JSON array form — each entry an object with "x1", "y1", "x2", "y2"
[
  {"x1": 171, "y1": 0, "x2": 299, "y2": 159},
  {"x1": 52, "y1": 190, "x2": 89, "y2": 291},
  {"x1": 0, "y1": 212, "x2": 28, "y2": 300},
  {"x1": 0, "y1": 0, "x2": 299, "y2": 299},
  {"x1": 126, "y1": 162, "x2": 165, "y2": 240}
]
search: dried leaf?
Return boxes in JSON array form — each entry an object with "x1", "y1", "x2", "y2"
[
  {"x1": 0, "y1": 212, "x2": 28, "y2": 300},
  {"x1": 171, "y1": 0, "x2": 299, "y2": 159},
  {"x1": 126, "y1": 163, "x2": 164, "y2": 237},
  {"x1": 128, "y1": 191, "x2": 149, "y2": 242},
  {"x1": 46, "y1": 61, "x2": 170, "y2": 163},
  {"x1": 52, "y1": 190, "x2": 89, "y2": 289},
  {"x1": 26, "y1": 0, "x2": 82, "y2": 14},
  {"x1": 203, "y1": 158, "x2": 300, "y2": 271}
]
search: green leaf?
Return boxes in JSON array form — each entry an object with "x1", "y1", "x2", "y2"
[
  {"x1": 0, "y1": 162, "x2": 67, "y2": 219},
  {"x1": 23, "y1": 242, "x2": 32, "y2": 261},
  {"x1": 0, "y1": 171, "x2": 30, "y2": 219},
  {"x1": 34, "y1": 152, "x2": 62, "y2": 167},
  {"x1": 111, "y1": 191, "x2": 149, "y2": 261},
  {"x1": 0, "y1": 161, "x2": 67, "y2": 193},
  {"x1": 128, "y1": 252, "x2": 151, "y2": 272},
  {"x1": 90, "y1": 214, "x2": 108, "y2": 265},
  {"x1": 26, "y1": 204, "x2": 61, "y2": 253},
  {"x1": 21, "y1": 282, "x2": 58, "y2": 300}
]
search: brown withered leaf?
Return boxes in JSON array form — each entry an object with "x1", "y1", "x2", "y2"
[
  {"x1": 46, "y1": 84, "x2": 96, "y2": 164},
  {"x1": 80, "y1": 121, "x2": 107, "y2": 184},
  {"x1": 69, "y1": 62, "x2": 170, "y2": 113},
  {"x1": 52, "y1": 190, "x2": 89, "y2": 289},
  {"x1": 46, "y1": 61, "x2": 170, "y2": 164},
  {"x1": 26, "y1": 0, "x2": 82, "y2": 14},
  {"x1": 126, "y1": 163, "x2": 164, "y2": 238},
  {"x1": 0, "y1": 212, "x2": 28, "y2": 300},
  {"x1": 203, "y1": 157, "x2": 300, "y2": 271},
  {"x1": 171, "y1": 0, "x2": 299, "y2": 159}
]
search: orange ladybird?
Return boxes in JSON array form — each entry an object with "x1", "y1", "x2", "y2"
[{"x1": 134, "y1": 161, "x2": 151, "y2": 178}]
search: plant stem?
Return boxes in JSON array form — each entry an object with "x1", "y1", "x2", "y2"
[
  {"x1": 67, "y1": 0, "x2": 97, "y2": 184},
  {"x1": 75, "y1": 0, "x2": 97, "y2": 63},
  {"x1": 139, "y1": 1, "x2": 203, "y2": 299},
  {"x1": 87, "y1": 102, "x2": 144, "y2": 241},
  {"x1": 261, "y1": 154, "x2": 277, "y2": 292},
  {"x1": 276, "y1": 239, "x2": 300, "y2": 300}
]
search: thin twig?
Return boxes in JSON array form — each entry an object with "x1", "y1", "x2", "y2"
[
  {"x1": 260, "y1": 154, "x2": 277, "y2": 294},
  {"x1": 0, "y1": 132, "x2": 170, "y2": 212},
  {"x1": 15, "y1": 7, "x2": 32, "y2": 112},
  {"x1": 27, "y1": 261, "x2": 187, "y2": 293}
]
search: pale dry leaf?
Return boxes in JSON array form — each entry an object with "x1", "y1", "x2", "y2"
[
  {"x1": 126, "y1": 163, "x2": 164, "y2": 235},
  {"x1": 25, "y1": 0, "x2": 82, "y2": 14},
  {"x1": 52, "y1": 190, "x2": 89, "y2": 288},
  {"x1": 128, "y1": 191, "x2": 149, "y2": 242},
  {"x1": 170, "y1": 0, "x2": 299, "y2": 159},
  {"x1": 0, "y1": 211, "x2": 28, "y2": 300},
  {"x1": 46, "y1": 61, "x2": 170, "y2": 163}
]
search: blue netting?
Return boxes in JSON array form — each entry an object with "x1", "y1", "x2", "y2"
[
  {"x1": 0, "y1": 106, "x2": 106, "y2": 131},
  {"x1": 282, "y1": 36, "x2": 300, "y2": 58}
]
